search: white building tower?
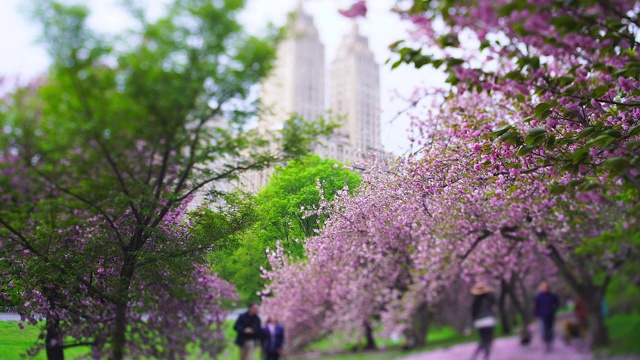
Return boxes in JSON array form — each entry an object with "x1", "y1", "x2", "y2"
[
  {"x1": 328, "y1": 23, "x2": 381, "y2": 155},
  {"x1": 243, "y1": 1, "x2": 326, "y2": 191},
  {"x1": 259, "y1": 1, "x2": 325, "y2": 132}
]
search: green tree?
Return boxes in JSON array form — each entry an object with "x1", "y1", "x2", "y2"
[{"x1": 213, "y1": 155, "x2": 361, "y2": 301}]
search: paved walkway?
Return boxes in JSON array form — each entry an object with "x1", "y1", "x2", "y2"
[
  {"x1": 400, "y1": 337, "x2": 638, "y2": 360},
  {"x1": 0, "y1": 312, "x2": 20, "y2": 321}
]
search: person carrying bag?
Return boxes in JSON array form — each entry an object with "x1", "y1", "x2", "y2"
[{"x1": 471, "y1": 283, "x2": 497, "y2": 360}]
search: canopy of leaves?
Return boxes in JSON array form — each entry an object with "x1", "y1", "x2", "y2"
[{"x1": 207, "y1": 155, "x2": 361, "y2": 301}]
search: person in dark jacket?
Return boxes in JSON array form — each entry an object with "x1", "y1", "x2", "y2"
[
  {"x1": 234, "y1": 303, "x2": 262, "y2": 360},
  {"x1": 262, "y1": 316, "x2": 285, "y2": 360},
  {"x1": 534, "y1": 281, "x2": 560, "y2": 352},
  {"x1": 471, "y1": 283, "x2": 497, "y2": 360}
]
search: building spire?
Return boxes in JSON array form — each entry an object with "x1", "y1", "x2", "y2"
[{"x1": 351, "y1": 21, "x2": 359, "y2": 35}]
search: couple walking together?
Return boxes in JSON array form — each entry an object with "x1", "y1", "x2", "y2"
[{"x1": 234, "y1": 303, "x2": 285, "y2": 360}]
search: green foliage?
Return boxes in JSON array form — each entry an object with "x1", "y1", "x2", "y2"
[
  {"x1": 206, "y1": 155, "x2": 361, "y2": 301},
  {"x1": 602, "y1": 313, "x2": 640, "y2": 356},
  {"x1": 254, "y1": 155, "x2": 361, "y2": 255}
]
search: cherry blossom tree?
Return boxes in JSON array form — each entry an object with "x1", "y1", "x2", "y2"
[{"x1": 334, "y1": 0, "x2": 639, "y2": 348}]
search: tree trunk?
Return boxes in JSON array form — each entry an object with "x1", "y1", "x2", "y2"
[
  {"x1": 45, "y1": 316, "x2": 64, "y2": 360},
  {"x1": 507, "y1": 276, "x2": 532, "y2": 342},
  {"x1": 411, "y1": 302, "x2": 431, "y2": 348},
  {"x1": 545, "y1": 244, "x2": 610, "y2": 349},
  {"x1": 363, "y1": 321, "x2": 376, "y2": 350},
  {"x1": 498, "y1": 279, "x2": 512, "y2": 335},
  {"x1": 44, "y1": 290, "x2": 64, "y2": 360},
  {"x1": 582, "y1": 292, "x2": 609, "y2": 348},
  {"x1": 111, "y1": 300, "x2": 128, "y2": 360},
  {"x1": 110, "y1": 257, "x2": 135, "y2": 360}
]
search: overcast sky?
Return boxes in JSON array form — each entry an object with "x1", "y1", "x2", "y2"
[{"x1": 0, "y1": 0, "x2": 445, "y2": 153}]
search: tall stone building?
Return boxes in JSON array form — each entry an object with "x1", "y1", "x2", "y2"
[
  {"x1": 314, "y1": 23, "x2": 381, "y2": 163},
  {"x1": 241, "y1": 2, "x2": 326, "y2": 192},
  {"x1": 259, "y1": 1, "x2": 325, "y2": 132},
  {"x1": 243, "y1": 2, "x2": 381, "y2": 191}
]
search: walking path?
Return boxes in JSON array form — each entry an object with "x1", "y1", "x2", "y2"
[
  {"x1": 0, "y1": 312, "x2": 20, "y2": 321},
  {"x1": 400, "y1": 337, "x2": 638, "y2": 360}
]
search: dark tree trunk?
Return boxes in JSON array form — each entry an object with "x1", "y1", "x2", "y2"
[
  {"x1": 581, "y1": 291, "x2": 609, "y2": 348},
  {"x1": 44, "y1": 316, "x2": 64, "y2": 360},
  {"x1": 411, "y1": 302, "x2": 431, "y2": 348},
  {"x1": 508, "y1": 276, "x2": 532, "y2": 342},
  {"x1": 545, "y1": 244, "x2": 610, "y2": 349},
  {"x1": 44, "y1": 290, "x2": 64, "y2": 360},
  {"x1": 110, "y1": 257, "x2": 135, "y2": 360},
  {"x1": 111, "y1": 301, "x2": 128, "y2": 360},
  {"x1": 498, "y1": 279, "x2": 512, "y2": 335},
  {"x1": 363, "y1": 321, "x2": 376, "y2": 350}
]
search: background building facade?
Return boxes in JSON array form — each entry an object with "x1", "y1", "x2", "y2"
[{"x1": 244, "y1": 3, "x2": 381, "y2": 191}]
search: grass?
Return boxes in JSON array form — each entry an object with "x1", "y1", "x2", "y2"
[
  {"x1": 0, "y1": 322, "x2": 88, "y2": 360},
  {"x1": 603, "y1": 312, "x2": 640, "y2": 356},
  {"x1": 1, "y1": 313, "x2": 638, "y2": 360},
  {"x1": 302, "y1": 326, "x2": 475, "y2": 360}
]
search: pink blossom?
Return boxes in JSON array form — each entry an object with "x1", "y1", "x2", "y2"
[{"x1": 339, "y1": 1, "x2": 367, "y2": 18}]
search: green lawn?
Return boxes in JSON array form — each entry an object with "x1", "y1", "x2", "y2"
[
  {"x1": 603, "y1": 312, "x2": 640, "y2": 356},
  {"x1": 1, "y1": 313, "x2": 638, "y2": 360},
  {"x1": 0, "y1": 322, "x2": 88, "y2": 360},
  {"x1": 301, "y1": 325, "x2": 475, "y2": 360}
]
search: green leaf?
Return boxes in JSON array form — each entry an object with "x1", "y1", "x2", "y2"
[
  {"x1": 546, "y1": 134, "x2": 556, "y2": 149},
  {"x1": 568, "y1": 178, "x2": 585, "y2": 187},
  {"x1": 628, "y1": 124, "x2": 640, "y2": 137},
  {"x1": 570, "y1": 148, "x2": 590, "y2": 165},
  {"x1": 557, "y1": 137, "x2": 577, "y2": 146},
  {"x1": 586, "y1": 134, "x2": 616, "y2": 148},
  {"x1": 445, "y1": 72, "x2": 460, "y2": 85},
  {"x1": 490, "y1": 125, "x2": 512, "y2": 139},
  {"x1": 534, "y1": 102, "x2": 554, "y2": 118},
  {"x1": 524, "y1": 128, "x2": 546, "y2": 146},
  {"x1": 530, "y1": 134, "x2": 547, "y2": 147},
  {"x1": 518, "y1": 145, "x2": 537, "y2": 156},
  {"x1": 577, "y1": 127, "x2": 596, "y2": 139},
  {"x1": 592, "y1": 85, "x2": 609, "y2": 99},
  {"x1": 550, "y1": 15, "x2": 579, "y2": 33},
  {"x1": 527, "y1": 128, "x2": 546, "y2": 137},
  {"x1": 579, "y1": 182, "x2": 599, "y2": 192},
  {"x1": 549, "y1": 184, "x2": 567, "y2": 195},
  {"x1": 389, "y1": 40, "x2": 405, "y2": 51},
  {"x1": 603, "y1": 157, "x2": 629, "y2": 175},
  {"x1": 604, "y1": 129, "x2": 622, "y2": 138},
  {"x1": 556, "y1": 76, "x2": 575, "y2": 88},
  {"x1": 500, "y1": 131, "x2": 518, "y2": 142}
]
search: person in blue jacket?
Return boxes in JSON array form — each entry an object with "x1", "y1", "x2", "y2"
[
  {"x1": 262, "y1": 316, "x2": 285, "y2": 360},
  {"x1": 534, "y1": 281, "x2": 560, "y2": 352}
]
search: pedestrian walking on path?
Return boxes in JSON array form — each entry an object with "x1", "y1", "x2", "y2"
[
  {"x1": 471, "y1": 282, "x2": 498, "y2": 360},
  {"x1": 399, "y1": 335, "x2": 639, "y2": 360},
  {"x1": 534, "y1": 281, "x2": 560, "y2": 353},
  {"x1": 262, "y1": 316, "x2": 285, "y2": 360},
  {"x1": 234, "y1": 303, "x2": 262, "y2": 360}
]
